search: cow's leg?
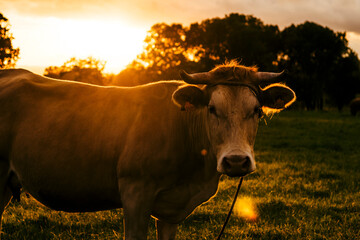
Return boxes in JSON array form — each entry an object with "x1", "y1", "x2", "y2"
[
  {"x1": 0, "y1": 163, "x2": 12, "y2": 236},
  {"x1": 156, "y1": 220, "x2": 178, "y2": 240},
  {"x1": 120, "y1": 182, "x2": 155, "y2": 240}
]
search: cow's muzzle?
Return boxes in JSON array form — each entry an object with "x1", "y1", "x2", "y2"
[{"x1": 221, "y1": 155, "x2": 255, "y2": 177}]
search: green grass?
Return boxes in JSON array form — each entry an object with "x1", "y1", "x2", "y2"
[{"x1": 2, "y1": 111, "x2": 360, "y2": 239}]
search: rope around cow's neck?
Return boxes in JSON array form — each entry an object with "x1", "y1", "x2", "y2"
[{"x1": 216, "y1": 177, "x2": 244, "y2": 240}]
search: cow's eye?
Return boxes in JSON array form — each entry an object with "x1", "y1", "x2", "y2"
[
  {"x1": 208, "y1": 105, "x2": 217, "y2": 115},
  {"x1": 254, "y1": 106, "x2": 263, "y2": 118}
]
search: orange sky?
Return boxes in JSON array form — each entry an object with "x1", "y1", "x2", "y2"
[{"x1": 1, "y1": 0, "x2": 360, "y2": 74}]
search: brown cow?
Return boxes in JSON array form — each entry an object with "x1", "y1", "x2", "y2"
[
  {"x1": 350, "y1": 98, "x2": 360, "y2": 116},
  {"x1": 0, "y1": 62, "x2": 295, "y2": 239}
]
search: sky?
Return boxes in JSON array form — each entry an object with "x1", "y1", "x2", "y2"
[{"x1": 1, "y1": 0, "x2": 360, "y2": 74}]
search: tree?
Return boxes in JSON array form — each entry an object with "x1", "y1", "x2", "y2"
[
  {"x1": 117, "y1": 15, "x2": 360, "y2": 110},
  {"x1": 122, "y1": 14, "x2": 281, "y2": 85},
  {"x1": 186, "y1": 13, "x2": 281, "y2": 71},
  {"x1": 0, "y1": 13, "x2": 19, "y2": 68},
  {"x1": 328, "y1": 50, "x2": 360, "y2": 111},
  {"x1": 44, "y1": 57, "x2": 106, "y2": 85},
  {"x1": 130, "y1": 23, "x2": 190, "y2": 81},
  {"x1": 279, "y1": 22, "x2": 352, "y2": 110}
]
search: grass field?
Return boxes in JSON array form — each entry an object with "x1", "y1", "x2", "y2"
[{"x1": 2, "y1": 111, "x2": 360, "y2": 239}]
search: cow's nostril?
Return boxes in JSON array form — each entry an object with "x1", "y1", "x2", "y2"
[
  {"x1": 223, "y1": 157, "x2": 231, "y2": 170},
  {"x1": 224, "y1": 155, "x2": 250, "y2": 165},
  {"x1": 242, "y1": 156, "x2": 251, "y2": 168}
]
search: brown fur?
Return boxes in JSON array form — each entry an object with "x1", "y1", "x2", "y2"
[
  {"x1": 211, "y1": 60, "x2": 258, "y2": 82},
  {"x1": 0, "y1": 66, "x2": 295, "y2": 239}
]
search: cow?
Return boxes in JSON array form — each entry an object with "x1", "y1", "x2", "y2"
[
  {"x1": 0, "y1": 62, "x2": 295, "y2": 240},
  {"x1": 350, "y1": 98, "x2": 360, "y2": 116}
]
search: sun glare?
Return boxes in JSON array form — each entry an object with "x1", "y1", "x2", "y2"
[
  {"x1": 50, "y1": 18, "x2": 147, "y2": 73},
  {"x1": 11, "y1": 15, "x2": 148, "y2": 74},
  {"x1": 234, "y1": 196, "x2": 258, "y2": 221}
]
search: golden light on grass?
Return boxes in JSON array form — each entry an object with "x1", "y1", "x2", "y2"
[{"x1": 234, "y1": 196, "x2": 258, "y2": 221}]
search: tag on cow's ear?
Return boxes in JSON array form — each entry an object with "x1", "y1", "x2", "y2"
[
  {"x1": 261, "y1": 84, "x2": 296, "y2": 109},
  {"x1": 172, "y1": 85, "x2": 209, "y2": 110}
]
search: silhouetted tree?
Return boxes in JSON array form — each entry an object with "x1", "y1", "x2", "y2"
[
  {"x1": 279, "y1": 22, "x2": 352, "y2": 110},
  {"x1": 129, "y1": 23, "x2": 193, "y2": 81},
  {"x1": 121, "y1": 14, "x2": 281, "y2": 85},
  {"x1": 116, "y1": 15, "x2": 360, "y2": 111},
  {"x1": 186, "y1": 13, "x2": 281, "y2": 71},
  {"x1": 328, "y1": 50, "x2": 360, "y2": 111},
  {"x1": 44, "y1": 57, "x2": 106, "y2": 85},
  {"x1": 0, "y1": 13, "x2": 19, "y2": 68}
]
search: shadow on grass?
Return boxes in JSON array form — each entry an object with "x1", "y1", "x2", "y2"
[
  {"x1": 2, "y1": 216, "x2": 123, "y2": 240},
  {"x1": 258, "y1": 199, "x2": 359, "y2": 223}
]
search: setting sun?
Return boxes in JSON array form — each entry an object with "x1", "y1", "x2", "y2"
[{"x1": 10, "y1": 15, "x2": 147, "y2": 74}]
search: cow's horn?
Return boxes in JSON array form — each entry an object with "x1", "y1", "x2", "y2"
[
  {"x1": 255, "y1": 70, "x2": 286, "y2": 84},
  {"x1": 179, "y1": 70, "x2": 212, "y2": 84}
]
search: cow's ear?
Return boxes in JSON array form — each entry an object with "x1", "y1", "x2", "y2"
[
  {"x1": 172, "y1": 85, "x2": 209, "y2": 110},
  {"x1": 261, "y1": 84, "x2": 296, "y2": 109}
]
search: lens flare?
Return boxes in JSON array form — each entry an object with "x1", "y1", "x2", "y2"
[
  {"x1": 201, "y1": 149, "x2": 208, "y2": 156},
  {"x1": 234, "y1": 196, "x2": 258, "y2": 221}
]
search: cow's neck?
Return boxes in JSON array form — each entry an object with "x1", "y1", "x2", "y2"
[
  {"x1": 179, "y1": 108, "x2": 219, "y2": 181},
  {"x1": 150, "y1": 108, "x2": 221, "y2": 222}
]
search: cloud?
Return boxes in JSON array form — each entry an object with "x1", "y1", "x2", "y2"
[
  {"x1": 2, "y1": 0, "x2": 360, "y2": 56},
  {"x1": 204, "y1": 0, "x2": 360, "y2": 33},
  {"x1": 2, "y1": 0, "x2": 359, "y2": 70},
  {"x1": 2, "y1": 0, "x2": 360, "y2": 33}
]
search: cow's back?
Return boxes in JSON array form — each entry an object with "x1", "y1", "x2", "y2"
[
  {"x1": 0, "y1": 69, "x2": 35, "y2": 160},
  {"x1": 0, "y1": 70, "x2": 125, "y2": 210},
  {"x1": 0, "y1": 69, "x2": 191, "y2": 212},
  {"x1": 0, "y1": 70, "x2": 144, "y2": 211}
]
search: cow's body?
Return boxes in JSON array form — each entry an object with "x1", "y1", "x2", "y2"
[
  {"x1": 0, "y1": 64, "x2": 295, "y2": 239},
  {"x1": 1, "y1": 69, "x2": 218, "y2": 215}
]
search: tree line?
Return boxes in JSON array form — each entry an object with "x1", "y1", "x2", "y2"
[
  {"x1": 116, "y1": 13, "x2": 360, "y2": 111},
  {"x1": 1, "y1": 13, "x2": 360, "y2": 111}
]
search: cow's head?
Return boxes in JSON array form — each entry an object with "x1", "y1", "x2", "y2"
[{"x1": 172, "y1": 62, "x2": 296, "y2": 177}]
